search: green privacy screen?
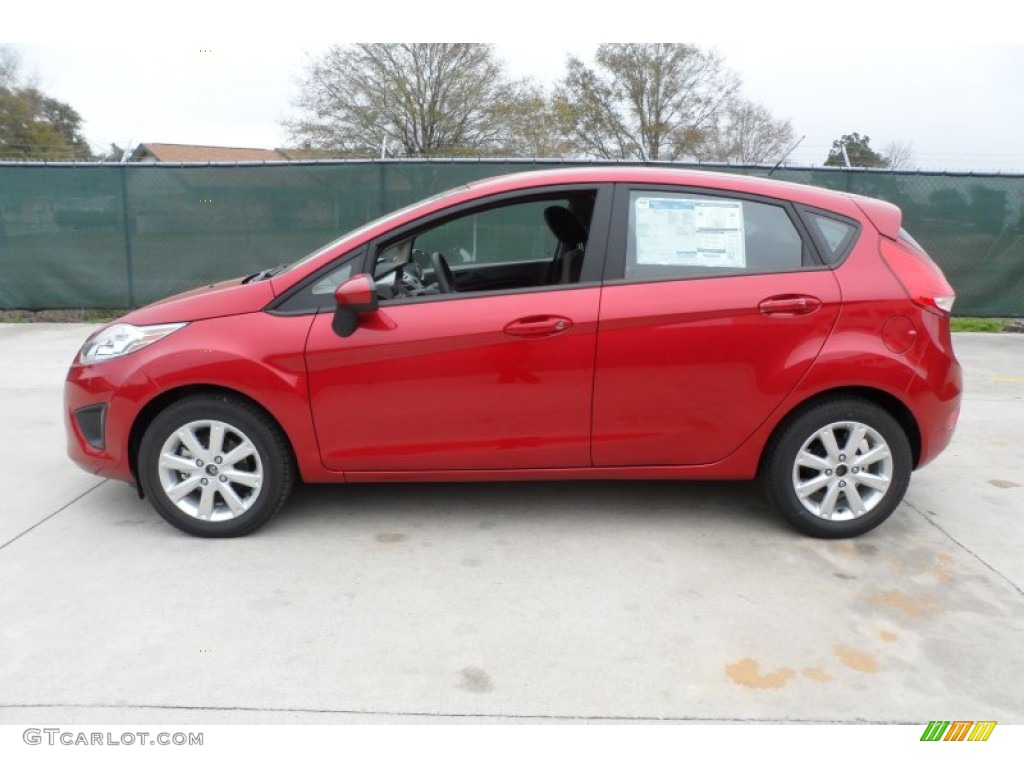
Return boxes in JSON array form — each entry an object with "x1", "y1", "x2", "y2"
[{"x1": 1, "y1": 160, "x2": 1022, "y2": 315}]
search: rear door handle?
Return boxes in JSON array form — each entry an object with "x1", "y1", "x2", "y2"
[
  {"x1": 504, "y1": 315, "x2": 573, "y2": 337},
  {"x1": 759, "y1": 295, "x2": 822, "y2": 316}
]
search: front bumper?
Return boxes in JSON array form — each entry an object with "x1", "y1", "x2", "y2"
[{"x1": 64, "y1": 357, "x2": 149, "y2": 484}]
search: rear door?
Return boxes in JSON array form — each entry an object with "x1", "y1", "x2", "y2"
[{"x1": 592, "y1": 185, "x2": 842, "y2": 467}]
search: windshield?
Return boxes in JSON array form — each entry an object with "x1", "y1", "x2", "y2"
[{"x1": 277, "y1": 184, "x2": 469, "y2": 275}]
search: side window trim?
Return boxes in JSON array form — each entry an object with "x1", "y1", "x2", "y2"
[
  {"x1": 604, "y1": 183, "x2": 826, "y2": 283},
  {"x1": 269, "y1": 183, "x2": 616, "y2": 314}
]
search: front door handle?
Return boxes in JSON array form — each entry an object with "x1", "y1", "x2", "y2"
[
  {"x1": 504, "y1": 315, "x2": 573, "y2": 337},
  {"x1": 759, "y1": 295, "x2": 822, "y2": 316}
]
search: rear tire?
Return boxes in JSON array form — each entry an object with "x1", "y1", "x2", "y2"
[
  {"x1": 137, "y1": 394, "x2": 295, "y2": 537},
  {"x1": 763, "y1": 398, "x2": 912, "y2": 538}
]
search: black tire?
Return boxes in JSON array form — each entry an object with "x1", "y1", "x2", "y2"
[
  {"x1": 762, "y1": 398, "x2": 912, "y2": 538},
  {"x1": 137, "y1": 394, "x2": 295, "y2": 537}
]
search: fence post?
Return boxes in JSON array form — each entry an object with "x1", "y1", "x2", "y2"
[
  {"x1": 378, "y1": 161, "x2": 387, "y2": 218},
  {"x1": 119, "y1": 164, "x2": 136, "y2": 307}
]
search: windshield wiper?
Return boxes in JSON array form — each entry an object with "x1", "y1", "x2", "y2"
[{"x1": 241, "y1": 263, "x2": 288, "y2": 284}]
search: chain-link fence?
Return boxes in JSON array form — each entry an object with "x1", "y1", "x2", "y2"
[{"x1": 1, "y1": 160, "x2": 1021, "y2": 315}]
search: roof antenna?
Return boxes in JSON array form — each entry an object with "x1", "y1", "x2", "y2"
[{"x1": 767, "y1": 134, "x2": 805, "y2": 177}]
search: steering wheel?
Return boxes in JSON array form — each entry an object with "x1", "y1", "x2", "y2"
[{"x1": 430, "y1": 251, "x2": 457, "y2": 294}]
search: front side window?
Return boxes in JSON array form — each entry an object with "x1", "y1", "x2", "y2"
[
  {"x1": 411, "y1": 199, "x2": 559, "y2": 267},
  {"x1": 373, "y1": 192, "x2": 597, "y2": 301},
  {"x1": 268, "y1": 249, "x2": 362, "y2": 315},
  {"x1": 625, "y1": 190, "x2": 810, "y2": 281},
  {"x1": 311, "y1": 262, "x2": 354, "y2": 295}
]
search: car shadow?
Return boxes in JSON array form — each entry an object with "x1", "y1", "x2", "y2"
[{"x1": 272, "y1": 479, "x2": 784, "y2": 536}]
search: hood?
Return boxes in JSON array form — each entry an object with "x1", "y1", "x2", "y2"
[{"x1": 118, "y1": 276, "x2": 277, "y2": 326}]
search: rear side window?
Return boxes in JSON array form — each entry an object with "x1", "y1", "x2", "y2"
[
  {"x1": 805, "y1": 212, "x2": 859, "y2": 265},
  {"x1": 625, "y1": 191, "x2": 810, "y2": 281}
]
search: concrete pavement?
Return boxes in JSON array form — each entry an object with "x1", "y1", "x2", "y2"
[{"x1": 0, "y1": 326, "x2": 1021, "y2": 724}]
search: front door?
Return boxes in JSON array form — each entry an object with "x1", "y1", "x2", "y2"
[
  {"x1": 305, "y1": 187, "x2": 610, "y2": 472},
  {"x1": 305, "y1": 289, "x2": 601, "y2": 471}
]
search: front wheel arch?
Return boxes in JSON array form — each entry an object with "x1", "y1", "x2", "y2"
[
  {"x1": 129, "y1": 384, "x2": 298, "y2": 493},
  {"x1": 136, "y1": 391, "x2": 297, "y2": 537}
]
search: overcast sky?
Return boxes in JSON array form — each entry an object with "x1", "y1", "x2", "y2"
[{"x1": 6, "y1": 5, "x2": 1024, "y2": 171}]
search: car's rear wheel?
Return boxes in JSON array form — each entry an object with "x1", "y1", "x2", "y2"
[
  {"x1": 137, "y1": 394, "x2": 295, "y2": 537},
  {"x1": 763, "y1": 398, "x2": 912, "y2": 538}
]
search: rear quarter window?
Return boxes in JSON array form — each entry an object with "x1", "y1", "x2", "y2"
[{"x1": 803, "y1": 210, "x2": 860, "y2": 265}]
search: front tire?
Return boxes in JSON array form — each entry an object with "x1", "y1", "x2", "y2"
[
  {"x1": 137, "y1": 394, "x2": 295, "y2": 537},
  {"x1": 763, "y1": 398, "x2": 912, "y2": 538}
]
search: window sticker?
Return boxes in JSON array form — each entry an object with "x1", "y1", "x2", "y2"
[{"x1": 634, "y1": 197, "x2": 746, "y2": 268}]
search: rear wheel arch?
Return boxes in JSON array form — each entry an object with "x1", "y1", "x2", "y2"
[
  {"x1": 759, "y1": 386, "x2": 921, "y2": 476},
  {"x1": 760, "y1": 390, "x2": 917, "y2": 537}
]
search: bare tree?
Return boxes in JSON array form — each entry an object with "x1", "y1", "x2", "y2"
[
  {"x1": 0, "y1": 46, "x2": 19, "y2": 89},
  {"x1": 556, "y1": 44, "x2": 740, "y2": 161},
  {"x1": 692, "y1": 99, "x2": 794, "y2": 165},
  {"x1": 492, "y1": 84, "x2": 574, "y2": 158},
  {"x1": 882, "y1": 140, "x2": 914, "y2": 170},
  {"x1": 287, "y1": 44, "x2": 533, "y2": 157}
]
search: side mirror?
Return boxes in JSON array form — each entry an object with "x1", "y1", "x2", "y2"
[{"x1": 332, "y1": 274, "x2": 379, "y2": 337}]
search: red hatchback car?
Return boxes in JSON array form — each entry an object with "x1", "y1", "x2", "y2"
[{"x1": 65, "y1": 167, "x2": 961, "y2": 538}]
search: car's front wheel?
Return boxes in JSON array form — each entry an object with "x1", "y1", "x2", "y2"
[
  {"x1": 763, "y1": 398, "x2": 912, "y2": 538},
  {"x1": 137, "y1": 394, "x2": 295, "y2": 537}
]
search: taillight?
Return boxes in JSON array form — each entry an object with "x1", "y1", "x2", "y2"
[{"x1": 878, "y1": 237, "x2": 955, "y2": 316}]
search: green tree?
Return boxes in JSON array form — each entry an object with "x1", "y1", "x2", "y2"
[
  {"x1": 288, "y1": 43, "x2": 536, "y2": 157},
  {"x1": 824, "y1": 133, "x2": 889, "y2": 168},
  {"x1": 0, "y1": 46, "x2": 93, "y2": 160},
  {"x1": 556, "y1": 43, "x2": 740, "y2": 161}
]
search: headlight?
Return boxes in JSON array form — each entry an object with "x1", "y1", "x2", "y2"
[{"x1": 79, "y1": 322, "x2": 188, "y2": 364}]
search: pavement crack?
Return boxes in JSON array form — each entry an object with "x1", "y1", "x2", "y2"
[
  {"x1": 905, "y1": 499, "x2": 1024, "y2": 598},
  {"x1": 0, "y1": 480, "x2": 107, "y2": 552}
]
